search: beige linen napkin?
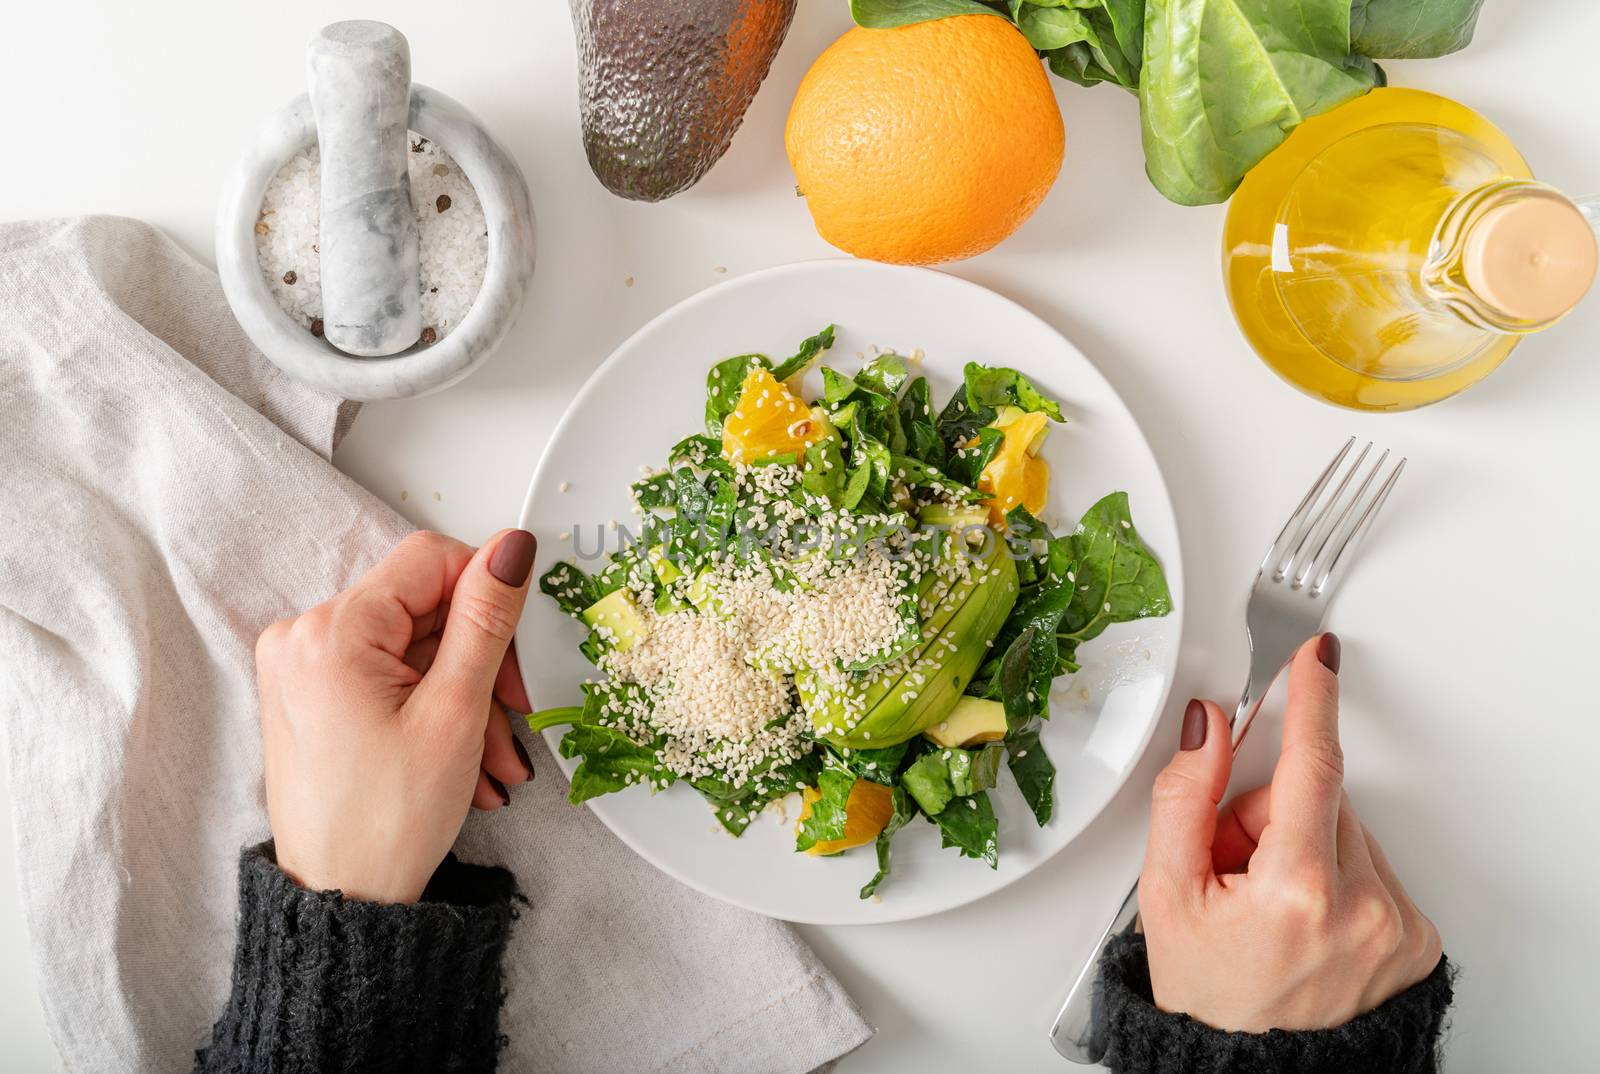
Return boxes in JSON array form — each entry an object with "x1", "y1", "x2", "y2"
[{"x1": 0, "y1": 216, "x2": 871, "y2": 1073}]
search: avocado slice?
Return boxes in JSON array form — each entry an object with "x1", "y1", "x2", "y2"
[
  {"x1": 925, "y1": 696, "x2": 1008, "y2": 749},
  {"x1": 570, "y1": 0, "x2": 797, "y2": 201},
  {"x1": 810, "y1": 546, "x2": 1019, "y2": 749},
  {"x1": 580, "y1": 588, "x2": 648, "y2": 652},
  {"x1": 918, "y1": 503, "x2": 991, "y2": 533},
  {"x1": 840, "y1": 553, "x2": 1019, "y2": 749},
  {"x1": 647, "y1": 544, "x2": 682, "y2": 587},
  {"x1": 795, "y1": 534, "x2": 1001, "y2": 730}
]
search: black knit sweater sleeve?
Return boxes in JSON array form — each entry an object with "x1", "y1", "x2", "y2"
[
  {"x1": 1096, "y1": 933, "x2": 1454, "y2": 1074},
  {"x1": 193, "y1": 842, "x2": 518, "y2": 1074}
]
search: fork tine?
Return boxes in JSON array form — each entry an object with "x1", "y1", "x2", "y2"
[
  {"x1": 1262, "y1": 437, "x2": 1355, "y2": 577},
  {"x1": 1294, "y1": 447, "x2": 1388, "y2": 588},
  {"x1": 1311, "y1": 456, "x2": 1405, "y2": 598},
  {"x1": 1284, "y1": 442, "x2": 1373, "y2": 583}
]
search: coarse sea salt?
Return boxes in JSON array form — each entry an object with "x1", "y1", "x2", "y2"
[{"x1": 254, "y1": 133, "x2": 488, "y2": 346}]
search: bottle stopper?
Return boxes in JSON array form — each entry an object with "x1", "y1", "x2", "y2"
[
  {"x1": 305, "y1": 21, "x2": 423, "y2": 357},
  {"x1": 1463, "y1": 194, "x2": 1598, "y2": 326}
]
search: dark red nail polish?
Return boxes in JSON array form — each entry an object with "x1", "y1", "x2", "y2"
[
  {"x1": 1317, "y1": 632, "x2": 1342, "y2": 674},
  {"x1": 512, "y1": 736, "x2": 535, "y2": 780},
  {"x1": 487, "y1": 774, "x2": 510, "y2": 806},
  {"x1": 489, "y1": 530, "x2": 536, "y2": 587},
  {"x1": 1180, "y1": 699, "x2": 1207, "y2": 751}
]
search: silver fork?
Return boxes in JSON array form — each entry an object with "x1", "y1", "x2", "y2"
[{"x1": 1048, "y1": 438, "x2": 1406, "y2": 1065}]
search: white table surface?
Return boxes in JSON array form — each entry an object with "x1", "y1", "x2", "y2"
[{"x1": 4, "y1": 2, "x2": 1598, "y2": 1071}]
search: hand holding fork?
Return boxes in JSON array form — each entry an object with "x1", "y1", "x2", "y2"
[{"x1": 1051, "y1": 440, "x2": 1441, "y2": 1061}]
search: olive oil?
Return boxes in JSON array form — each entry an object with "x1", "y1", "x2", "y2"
[{"x1": 1224, "y1": 89, "x2": 1599, "y2": 411}]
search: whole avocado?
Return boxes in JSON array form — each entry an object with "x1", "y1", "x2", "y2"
[{"x1": 570, "y1": 0, "x2": 797, "y2": 201}]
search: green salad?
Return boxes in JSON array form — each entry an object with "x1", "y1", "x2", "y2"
[{"x1": 529, "y1": 327, "x2": 1171, "y2": 898}]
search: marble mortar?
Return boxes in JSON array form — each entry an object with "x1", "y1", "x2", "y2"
[{"x1": 216, "y1": 84, "x2": 537, "y2": 401}]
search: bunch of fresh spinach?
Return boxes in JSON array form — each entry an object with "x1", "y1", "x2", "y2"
[{"x1": 850, "y1": 0, "x2": 1487, "y2": 204}]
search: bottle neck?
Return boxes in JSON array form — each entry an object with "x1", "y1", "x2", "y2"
[{"x1": 1423, "y1": 180, "x2": 1600, "y2": 335}]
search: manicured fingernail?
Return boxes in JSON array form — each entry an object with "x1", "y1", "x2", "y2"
[
  {"x1": 1317, "y1": 632, "x2": 1341, "y2": 674},
  {"x1": 512, "y1": 736, "x2": 535, "y2": 781},
  {"x1": 489, "y1": 530, "x2": 536, "y2": 587},
  {"x1": 1180, "y1": 699, "x2": 1207, "y2": 751},
  {"x1": 487, "y1": 773, "x2": 510, "y2": 807}
]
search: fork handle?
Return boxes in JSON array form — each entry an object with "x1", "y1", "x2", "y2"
[
  {"x1": 1048, "y1": 677, "x2": 1276, "y2": 1064},
  {"x1": 1048, "y1": 878, "x2": 1142, "y2": 1062}
]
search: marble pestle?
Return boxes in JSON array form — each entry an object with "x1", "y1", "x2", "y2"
[{"x1": 306, "y1": 21, "x2": 422, "y2": 357}]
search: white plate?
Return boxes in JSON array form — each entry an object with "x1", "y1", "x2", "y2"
[{"x1": 516, "y1": 260, "x2": 1184, "y2": 925}]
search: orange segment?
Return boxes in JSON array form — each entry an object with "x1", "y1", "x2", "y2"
[
  {"x1": 976, "y1": 411, "x2": 1051, "y2": 528},
  {"x1": 796, "y1": 779, "x2": 896, "y2": 855},
  {"x1": 721, "y1": 368, "x2": 825, "y2": 464}
]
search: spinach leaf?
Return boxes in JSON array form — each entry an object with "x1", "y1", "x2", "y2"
[
  {"x1": 850, "y1": 0, "x2": 1004, "y2": 26},
  {"x1": 1059, "y1": 490, "x2": 1172, "y2": 649},
  {"x1": 1038, "y1": 0, "x2": 1145, "y2": 89},
  {"x1": 981, "y1": 493, "x2": 1171, "y2": 722},
  {"x1": 935, "y1": 386, "x2": 993, "y2": 454},
  {"x1": 898, "y1": 377, "x2": 945, "y2": 468},
  {"x1": 949, "y1": 742, "x2": 1004, "y2": 796},
  {"x1": 666, "y1": 468, "x2": 739, "y2": 566},
  {"x1": 694, "y1": 750, "x2": 821, "y2": 810},
  {"x1": 902, "y1": 744, "x2": 1004, "y2": 814},
  {"x1": 795, "y1": 767, "x2": 856, "y2": 852},
  {"x1": 714, "y1": 753, "x2": 827, "y2": 835},
  {"x1": 840, "y1": 459, "x2": 874, "y2": 511},
  {"x1": 631, "y1": 471, "x2": 676, "y2": 510},
  {"x1": 821, "y1": 366, "x2": 860, "y2": 406},
  {"x1": 560, "y1": 721, "x2": 672, "y2": 805},
  {"x1": 705, "y1": 353, "x2": 768, "y2": 437},
  {"x1": 859, "y1": 786, "x2": 917, "y2": 899},
  {"x1": 832, "y1": 741, "x2": 913, "y2": 786},
  {"x1": 891, "y1": 455, "x2": 980, "y2": 503},
  {"x1": 1351, "y1": 0, "x2": 1484, "y2": 59},
  {"x1": 706, "y1": 798, "x2": 760, "y2": 836},
  {"x1": 539, "y1": 561, "x2": 600, "y2": 618},
  {"x1": 845, "y1": 413, "x2": 894, "y2": 511},
  {"x1": 1140, "y1": 0, "x2": 1380, "y2": 205},
  {"x1": 1006, "y1": 725, "x2": 1056, "y2": 825},
  {"x1": 770, "y1": 324, "x2": 836, "y2": 383},
  {"x1": 1014, "y1": 2, "x2": 1097, "y2": 51},
  {"x1": 993, "y1": 622, "x2": 1060, "y2": 725},
  {"x1": 902, "y1": 751, "x2": 956, "y2": 815},
  {"x1": 944, "y1": 426, "x2": 1003, "y2": 489},
  {"x1": 592, "y1": 552, "x2": 637, "y2": 600},
  {"x1": 668, "y1": 433, "x2": 725, "y2": 470},
  {"x1": 857, "y1": 352, "x2": 911, "y2": 398},
  {"x1": 963, "y1": 362, "x2": 1064, "y2": 420},
  {"x1": 932, "y1": 791, "x2": 1000, "y2": 867},
  {"x1": 800, "y1": 437, "x2": 847, "y2": 506},
  {"x1": 984, "y1": 509, "x2": 1079, "y2": 721}
]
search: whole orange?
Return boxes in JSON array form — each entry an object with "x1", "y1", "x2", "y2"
[{"x1": 785, "y1": 16, "x2": 1065, "y2": 265}]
